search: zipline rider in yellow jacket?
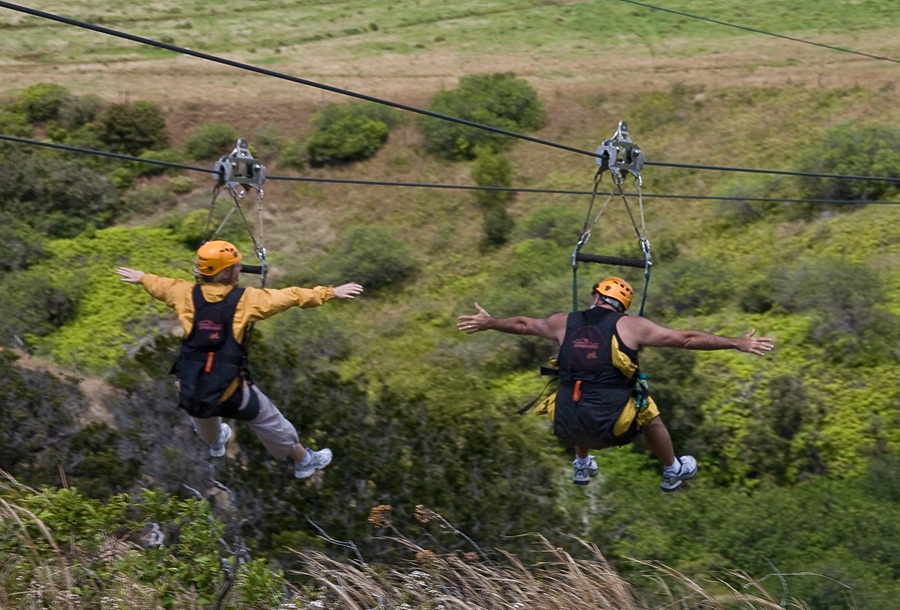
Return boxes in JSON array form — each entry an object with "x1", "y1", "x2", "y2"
[{"x1": 116, "y1": 240, "x2": 364, "y2": 479}]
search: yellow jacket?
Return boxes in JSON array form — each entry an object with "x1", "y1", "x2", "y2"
[
  {"x1": 140, "y1": 274, "x2": 336, "y2": 342},
  {"x1": 140, "y1": 274, "x2": 336, "y2": 403}
]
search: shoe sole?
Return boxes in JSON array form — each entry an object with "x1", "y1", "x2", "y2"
[
  {"x1": 573, "y1": 469, "x2": 599, "y2": 486},
  {"x1": 295, "y1": 453, "x2": 333, "y2": 479},
  {"x1": 660, "y1": 469, "x2": 697, "y2": 493}
]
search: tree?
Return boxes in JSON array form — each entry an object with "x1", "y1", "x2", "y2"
[
  {"x1": 420, "y1": 73, "x2": 545, "y2": 160},
  {"x1": 317, "y1": 225, "x2": 420, "y2": 290},
  {"x1": 0, "y1": 147, "x2": 120, "y2": 237},
  {"x1": 98, "y1": 100, "x2": 169, "y2": 156},
  {"x1": 471, "y1": 148, "x2": 514, "y2": 249},
  {"x1": 0, "y1": 212, "x2": 46, "y2": 271},
  {"x1": 221, "y1": 368, "x2": 571, "y2": 566},
  {"x1": 773, "y1": 258, "x2": 900, "y2": 366},
  {"x1": 0, "y1": 352, "x2": 85, "y2": 483},
  {"x1": 184, "y1": 122, "x2": 240, "y2": 160},
  {"x1": 306, "y1": 102, "x2": 393, "y2": 166},
  {"x1": 796, "y1": 122, "x2": 900, "y2": 204},
  {"x1": 16, "y1": 82, "x2": 74, "y2": 122}
]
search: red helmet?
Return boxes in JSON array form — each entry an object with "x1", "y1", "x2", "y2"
[
  {"x1": 593, "y1": 277, "x2": 633, "y2": 311},
  {"x1": 195, "y1": 240, "x2": 242, "y2": 276}
]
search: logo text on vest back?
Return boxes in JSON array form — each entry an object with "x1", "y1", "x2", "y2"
[{"x1": 573, "y1": 338, "x2": 600, "y2": 349}]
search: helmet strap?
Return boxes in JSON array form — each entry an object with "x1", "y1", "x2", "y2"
[{"x1": 599, "y1": 295, "x2": 625, "y2": 313}]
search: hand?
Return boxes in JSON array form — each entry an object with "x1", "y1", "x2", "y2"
[
  {"x1": 333, "y1": 282, "x2": 364, "y2": 299},
  {"x1": 116, "y1": 267, "x2": 145, "y2": 284},
  {"x1": 457, "y1": 303, "x2": 491, "y2": 334},
  {"x1": 738, "y1": 329, "x2": 774, "y2": 356}
]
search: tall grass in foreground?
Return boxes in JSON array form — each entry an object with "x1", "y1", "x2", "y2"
[
  {"x1": 0, "y1": 474, "x2": 849, "y2": 610},
  {"x1": 294, "y1": 541, "x2": 825, "y2": 610},
  {"x1": 291, "y1": 503, "x2": 837, "y2": 609}
]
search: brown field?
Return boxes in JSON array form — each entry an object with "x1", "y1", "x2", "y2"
[{"x1": 5, "y1": 20, "x2": 899, "y2": 145}]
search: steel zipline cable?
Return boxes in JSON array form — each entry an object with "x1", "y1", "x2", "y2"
[
  {"x1": 616, "y1": 0, "x2": 900, "y2": 65},
  {"x1": 3, "y1": 134, "x2": 899, "y2": 206},
  {"x1": 2, "y1": 1, "x2": 899, "y2": 185}
]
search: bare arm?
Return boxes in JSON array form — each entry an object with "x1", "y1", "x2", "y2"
[
  {"x1": 457, "y1": 303, "x2": 567, "y2": 343},
  {"x1": 619, "y1": 315, "x2": 774, "y2": 356}
]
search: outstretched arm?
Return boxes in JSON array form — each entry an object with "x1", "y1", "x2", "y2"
[
  {"x1": 457, "y1": 303, "x2": 565, "y2": 343},
  {"x1": 620, "y1": 316, "x2": 774, "y2": 356},
  {"x1": 333, "y1": 282, "x2": 364, "y2": 299},
  {"x1": 116, "y1": 267, "x2": 145, "y2": 284}
]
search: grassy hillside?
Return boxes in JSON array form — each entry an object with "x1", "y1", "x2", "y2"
[{"x1": 2, "y1": 0, "x2": 900, "y2": 608}]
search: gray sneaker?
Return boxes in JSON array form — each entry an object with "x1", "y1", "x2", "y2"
[
  {"x1": 210, "y1": 423, "x2": 232, "y2": 458},
  {"x1": 660, "y1": 455, "x2": 697, "y2": 492},
  {"x1": 295, "y1": 448, "x2": 333, "y2": 479},
  {"x1": 573, "y1": 456, "x2": 600, "y2": 486}
]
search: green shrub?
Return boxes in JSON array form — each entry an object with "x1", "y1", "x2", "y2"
[
  {"x1": 713, "y1": 175, "x2": 789, "y2": 226},
  {"x1": 56, "y1": 92, "x2": 103, "y2": 131},
  {"x1": 0, "y1": 351, "x2": 82, "y2": 479},
  {"x1": 63, "y1": 121, "x2": 105, "y2": 151},
  {"x1": 318, "y1": 225, "x2": 419, "y2": 290},
  {"x1": 796, "y1": 122, "x2": 900, "y2": 204},
  {"x1": 107, "y1": 165, "x2": 138, "y2": 190},
  {"x1": 98, "y1": 100, "x2": 170, "y2": 155},
  {"x1": 650, "y1": 258, "x2": 734, "y2": 316},
  {"x1": 772, "y1": 258, "x2": 900, "y2": 365},
  {"x1": 134, "y1": 147, "x2": 187, "y2": 176},
  {"x1": 0, "y1": 481, "x2": 284, "y2": 609},
  {"x1": 0, "y1": 106, "x2": 31, "y2": 136},
  {"x1": 471, "y1": 148, "x2": 514, "y2": 249},
  {"x1": 306, "y1": 104, "x2": 390, "y2": 166},
  {"x1": 313, "y1": 100, "x2": 402, "y2": 129},
  {"x1": 0, "y1": 267, "x2": 86, "y2": 341},
  {"x1": 278, "y1": 136, "x2": 305, "y2": 170},
  {"x1": 44, "y1": 94, "x2": 104, "y2": 139},
  {"x1": 169, "y1": 175, "x2": 194, "y2": 194},
  {"x1": 0, "y1": 212, "x2": 46, "y2": 271},
  {"x1": 175, "y1": 208, "x2": 246, "y2": 249},
  {"x1": 184, "y1": 122, "x2": 240, "y2": 160},
  {"x1": 122, "y1": 183, "x2": 178, "y2": 214},
  {"x1": 739, "y1": 277, "x2": 776, "y2": 314},
  {"x1": 16, "y1": 82, "x2": 74, "y2": 122},
  {"x1": 0, "y1": 149, "x2": 120, "y2": 238},
  {"x1": 419, "y1": 72, "x2": 545, "y2": 160},
  {"x1": 513, "y1": 204, "x2": 584, "y2": 247}
]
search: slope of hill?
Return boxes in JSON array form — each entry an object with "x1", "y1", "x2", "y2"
[{"x1": 2, "y1": 1, "x2": 900, "y2": 608}]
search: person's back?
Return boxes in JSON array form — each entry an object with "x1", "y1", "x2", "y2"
[
  {"x1": 117, "y1": 240, "x2": 364, "y2": 478},
  {"x1": 553, "y1": 307, "x2": 641, "y2": 448},
  {"x1": 457, "y1": 275, "x2": 774, "y2": 491}
]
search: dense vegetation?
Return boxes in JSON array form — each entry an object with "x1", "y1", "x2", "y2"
[{"x1": 2, "y1": 0, "x2": 900, "y2": 607}]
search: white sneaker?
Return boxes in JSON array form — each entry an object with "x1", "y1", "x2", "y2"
[
  {"x1": 573, "y1": 456, "x2": 600, "y2": 486},
  {"x1": 660, "y1": 455, "x2": 697, "y2": 492},
  {"x1": 210, "y1": 423, "x2": 232, "y2": 458},
  {"x1": 294, "y1": 448, "x2": 333, "y2": 479}
]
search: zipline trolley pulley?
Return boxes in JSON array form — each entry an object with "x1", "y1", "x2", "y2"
[
  {"x1": 571, "y1": 121, "x2": 652, "y2": 315},
  {"x1": 205, "y1": 139, "x2": 269, "y2": 287}
]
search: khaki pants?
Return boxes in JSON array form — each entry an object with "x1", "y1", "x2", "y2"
[{"x1": 192, "y1": 384, "x2": 300, "y2": 460}]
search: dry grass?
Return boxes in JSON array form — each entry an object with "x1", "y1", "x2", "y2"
[
  {"x1": 280, "y1": 505, "x2": 824, "y2": 610},
  {"x1": 290, "y1": 536, "x2": 819, "y2": 610},
  {"x1": 0, "y1": 475, "x2": 841, "y2": 610}
]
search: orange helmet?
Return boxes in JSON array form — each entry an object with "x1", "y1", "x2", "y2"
[
  {"x1": 593, "y1": 277, "x2": 633, "y2": 312},
  {"x1": 195, "y1": 240, "x2": 242, "y2": 276}
]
